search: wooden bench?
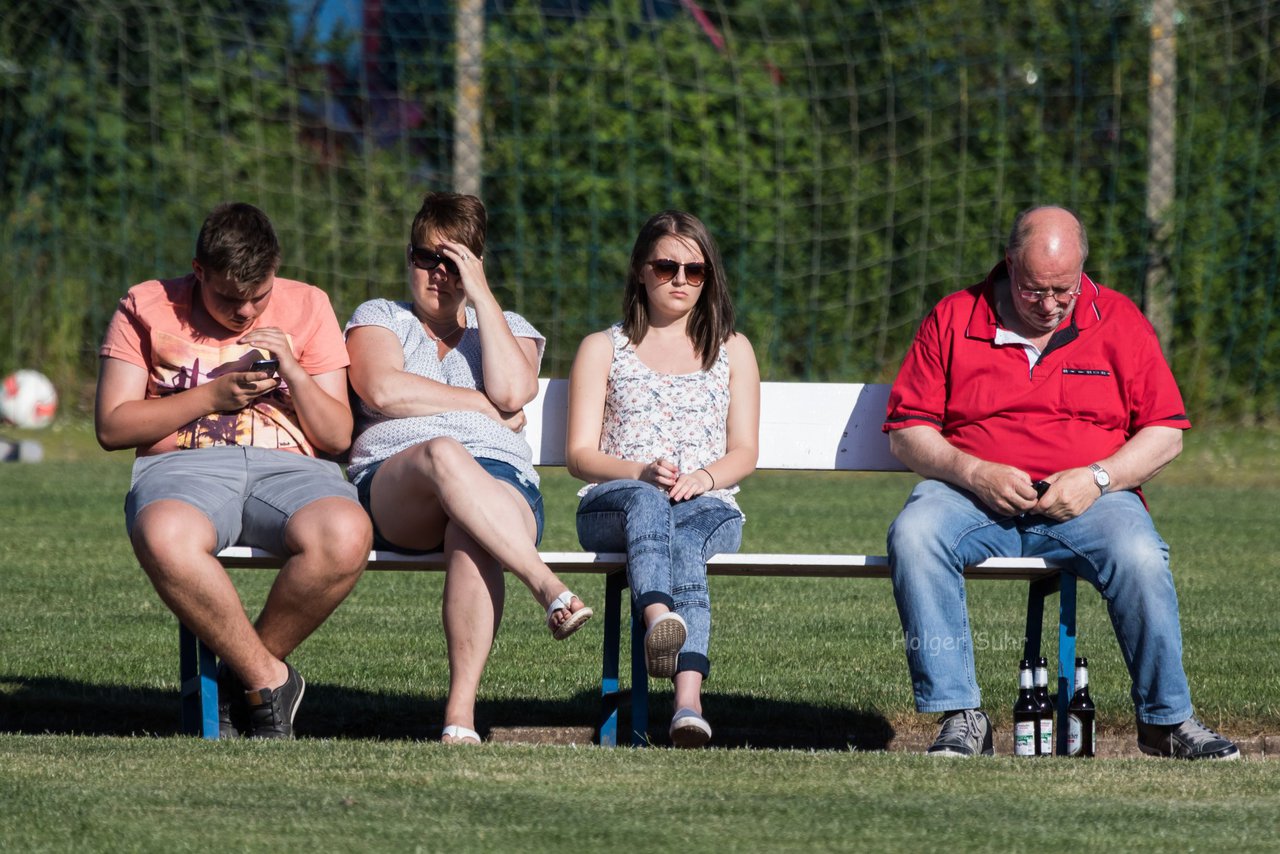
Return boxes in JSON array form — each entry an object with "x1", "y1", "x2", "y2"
[{"x1": 185, "y1": 379, "x2": 1079, "y2": 748}]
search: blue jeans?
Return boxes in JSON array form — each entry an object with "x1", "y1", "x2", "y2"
[
  {"x1": 888, "y1": 479, "x2": 1193, "y2": 725},
  {"x1": 577, "y1": 480, "x2": 744, "y2": 677},
  {"x1": 354, "y1": 456, "x2": 544, "y2": 553}
]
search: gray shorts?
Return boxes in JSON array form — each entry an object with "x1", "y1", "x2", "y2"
[{"x1": 125, "y1": 446, "x2": 359, "y2": 556}]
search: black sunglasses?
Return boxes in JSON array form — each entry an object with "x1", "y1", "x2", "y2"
[
  {"x1": 408, "y1": 245, "x2": 460, "y2": 275},
  {"x1": 647, "y1": 259, "x2": 709, "y2": 286}
]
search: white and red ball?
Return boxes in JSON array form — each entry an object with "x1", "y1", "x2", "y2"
[{"x1": 1, "y1": 370, "x2": 59, "y2": 429}]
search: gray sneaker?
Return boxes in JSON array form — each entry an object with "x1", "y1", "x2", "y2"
[
  {"x1": 669, "y1": 708, "x2": 712, "y2": 749},
  {"x1": 927, "y1": 709, "x2": 995, "y2": 757},
  {"x1": 1137, "y1": 717, "x2": 1240, "y2": 760}
]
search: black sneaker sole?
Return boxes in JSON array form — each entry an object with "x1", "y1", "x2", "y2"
[{"x1": 1138, "y1": 742, "x2": 1241, "y2": 760}]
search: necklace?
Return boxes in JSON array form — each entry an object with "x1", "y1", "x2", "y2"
[{"x1": 424, "y1": 323, "x2": 464, "y2": 343}]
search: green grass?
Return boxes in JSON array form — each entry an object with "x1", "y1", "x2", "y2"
[
  {"x1": 2, "y1": 420, "x2": 1279, "y2": 851},
  {"x1": 3, "y1": 738, "x2": 1279, "y2": 852}
]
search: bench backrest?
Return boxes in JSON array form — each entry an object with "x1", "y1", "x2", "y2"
[{"x1": 523, "y1": 378, "x2": 905, "y2": 472}]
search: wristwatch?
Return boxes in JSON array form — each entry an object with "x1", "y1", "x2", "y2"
[{"x1": 1089, "y1": 463, "x2": 1111, "y2": 494}]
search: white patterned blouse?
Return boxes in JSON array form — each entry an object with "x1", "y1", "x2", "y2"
[
  {"x1": 578, "y1": 323, "x2": 741, "y2": 515},
  {"x1": 344, "y1": 299, "x2": 545, "y2": 487}
]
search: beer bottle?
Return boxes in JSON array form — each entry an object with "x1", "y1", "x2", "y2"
[
  {"x1": 1034, "y1": 656, "x2": 1054, "y2": 756},
  {"x1": 1013, "y1": 658, "x2": 1039, "y2": 757},
  {"x1": 1066, "y1": 656, "x2": 1096, "y2": 757}
]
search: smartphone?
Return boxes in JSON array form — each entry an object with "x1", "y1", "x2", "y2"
[
  {"x1": 249, "y1": 358, "x2": 279, "y2": 376},
  {"x1": 1032, "y1": 480, "x2": 1051, "y2": 498}
]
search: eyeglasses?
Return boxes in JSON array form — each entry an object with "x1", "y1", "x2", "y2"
[
  {"x1": 1009, "y1": 265, "x2": 1080, "y2": 306},
  {"x1": 1016, "y1": 285, "x2": 1081, "y2": 306},
  {"x1": 647, "y1": 259, "x2": 709, "y2": 286},
  {"x1": 408, "y1": 245, "x2": 459, "y2": 275}
]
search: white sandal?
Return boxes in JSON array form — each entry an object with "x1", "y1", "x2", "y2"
[
  {"x1": 546, "y1": 591, "x2": 593, "y2": 640},
  {"x1": 441, "y1": 724, "x2": 481, "y2": 744}
]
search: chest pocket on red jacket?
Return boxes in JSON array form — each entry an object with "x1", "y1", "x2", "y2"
[{"x1": 1059, "y1": 366, "x2": 1125, "y2": 428}]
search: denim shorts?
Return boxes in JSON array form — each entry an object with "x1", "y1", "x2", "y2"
[
  {"x1": 124, "y1": 446, "x2": 358, "y2": 556},
  {"x1": 355, "y1": 456, "x2": 544, "y2": 553}
]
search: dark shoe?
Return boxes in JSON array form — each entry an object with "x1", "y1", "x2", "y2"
[
  {"x1": 1137, "y1": 717, "x2": 1240, "y2": 760},
  {"x1": 216, "y1": 663, "x2": 248, "y2": 739},
  {"x1": 669, "y1": 708, "x2": 712, "y2": 748},
  {"x1": 244, "y1": 663, "x2": 305, "y2": 740},
  {"x1": 927, "y1": 709, "x2": 995, "y2": 757}
]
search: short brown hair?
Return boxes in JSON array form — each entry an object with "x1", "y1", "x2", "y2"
[
  {"x1": 194, "y1": 202, "x2": 281, "y2": 291},
  {"x1": 410, "y1": 192, "x2": 487, "y2": 256}
]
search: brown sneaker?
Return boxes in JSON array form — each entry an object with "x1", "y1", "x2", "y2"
[{"x1": 644, "y1": 612, "x2": 687, "y2": 679}]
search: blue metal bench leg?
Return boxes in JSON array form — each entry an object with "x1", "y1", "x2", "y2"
[
  {"x1": 1022, "y1": 572, "x2": 1079, "y2": 755},
  {"x1": 630, "y1": 602, "x2": 649, "y2": 746},
  {"x1": 599, "y1": 571, "x2": 626, "y2": 747},
  {"x1": 179, "y1": 622, "x2": 219, "y2": 739},
  {"x1": 1021, "y1": 574, "x2": 1058, "y2": 663},
  {"x1": 1056, "y1": 573, "x2": 1078, "y2": 756}
]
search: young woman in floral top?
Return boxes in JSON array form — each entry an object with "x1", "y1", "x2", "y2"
[{"x1": 566, "y1": 210, "x2": 760, "y2": 747}]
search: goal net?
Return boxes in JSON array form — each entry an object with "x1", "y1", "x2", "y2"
[{"x1": 1, "y1": 0, "x2": 1276, "y2": 419}]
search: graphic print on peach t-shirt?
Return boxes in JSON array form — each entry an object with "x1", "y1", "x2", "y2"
[{"x1": 151, "y1": 328, "x2": 312, "y2": 454}]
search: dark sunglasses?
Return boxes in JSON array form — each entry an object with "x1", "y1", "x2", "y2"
[
  {"x1": 408, "y1": 245, "x2": 460, "y2": 275},
  {"x1": 647, "y1": 259, "x2": 709, "y2": 286}
]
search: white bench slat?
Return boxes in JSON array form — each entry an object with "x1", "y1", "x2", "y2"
[
  {"x1": 756, "y1": 381, "x2": 902, "y2": 471},
  {"x1": 217, "y1": 546, "x2": 1055, "y2": 581},
  {"x1": 524, "y1": 378, "x2": 902, "y2": 471}
]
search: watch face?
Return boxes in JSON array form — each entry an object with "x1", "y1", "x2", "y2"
[{"x1": 1093, "y1": 466, "x2": 1110, "y2": 487}]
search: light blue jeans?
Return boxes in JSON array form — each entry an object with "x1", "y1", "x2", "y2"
[
  {"x1": 888, "y1": 479, "x2": 1193, "y2": 725},
  {"x1": 577, "y1": 480, "x2": 744, "y2": 677}
]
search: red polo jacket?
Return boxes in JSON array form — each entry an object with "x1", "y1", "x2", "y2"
[{"x1": 883, "y1": 261, "x2": 1190, "y2": 481}]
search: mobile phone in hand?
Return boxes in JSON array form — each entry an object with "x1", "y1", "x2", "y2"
[
  {"x1": 1032, "y1": 480, "x2": 1051, "y2": 498},
  {"x1": 249, "y1": 358, "x2": 279, "y2": 377}
]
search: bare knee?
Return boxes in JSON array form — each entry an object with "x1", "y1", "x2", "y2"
[
  {"x1": 410, "y1": 437, "x2": 473, "y2": 481},
  {"x1": 285, "y1": 498, "x2": 372, "y2": 579},
  {"x1": 131, "y1": 500, "x2": 216, "y2": 569}
]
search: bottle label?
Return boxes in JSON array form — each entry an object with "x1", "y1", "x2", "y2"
[
  {"x1": 1068, "y1": 714, "x2": 1083, "y2": 755},
  {"x1": 1039, "y1": 717, "x2": 1053, "y2": 755},
  {"x1": 1015, "y1": 721, "x2": 1037, "y2": 756}
]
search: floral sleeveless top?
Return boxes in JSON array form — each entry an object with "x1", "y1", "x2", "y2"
[{"x1": 578, "y1": 323, "x2": 741, "y2": 515}]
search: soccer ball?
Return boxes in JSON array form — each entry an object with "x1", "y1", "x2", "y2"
[{"x1": 1, "y1": 370, "x2": 59, "y2": 429}]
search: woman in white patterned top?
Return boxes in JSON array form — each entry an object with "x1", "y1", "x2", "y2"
[
  {"x1": 345, "y1": 192, "x2": 593, "y2": 745},
  {"x1": 566, "y1": 210, "x2": 760, "y2": 748}
]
